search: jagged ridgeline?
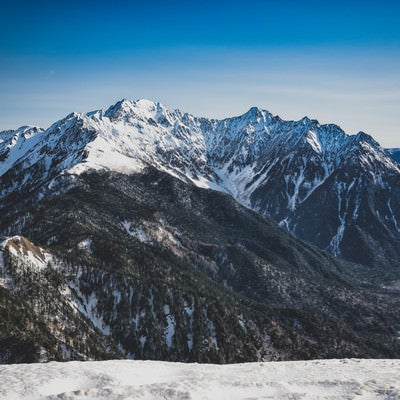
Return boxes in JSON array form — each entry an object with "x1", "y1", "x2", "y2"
[
  {"x1": 1, "y1": 99, "x2": 400, "y2": 270},
  {"x1": 1, "y1": 100, "x2": 400, "y2": 363}
]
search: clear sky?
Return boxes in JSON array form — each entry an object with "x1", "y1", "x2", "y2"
[{"x1": 1, "y1": 0, "x2": 399, "y2": 146}]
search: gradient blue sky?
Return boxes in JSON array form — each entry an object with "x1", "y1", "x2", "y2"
[{"x1": 1, "y1": 0, "x2": 399, "y2": 146}]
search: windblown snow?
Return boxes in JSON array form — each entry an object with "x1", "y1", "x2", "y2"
[{"x1": 1, "y1": 359, "x2": 399, "y2": 399}]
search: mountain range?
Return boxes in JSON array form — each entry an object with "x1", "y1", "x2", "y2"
[{"x1": 1, "y1": 99, "x2": 400, "y2": 363}]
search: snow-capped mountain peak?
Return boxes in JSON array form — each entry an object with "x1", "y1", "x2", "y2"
[
  {"x1": 1, "y1": 99, "x2": 397, "y2": 197},
  {"x1": 1, "y1": 98, "x2": 400, "y2": 267},
  {"x1": 0, "y1": 126, "x2": 45, "y2": 176}
]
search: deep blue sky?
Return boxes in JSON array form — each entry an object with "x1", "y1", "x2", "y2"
[{"x1": 1, "y1": 0, "x2": 399, "y2": 146}]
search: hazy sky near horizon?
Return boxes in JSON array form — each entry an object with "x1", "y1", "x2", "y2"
[{"x1": 1, "y1": 0, "x2": 399, "y2": 146}]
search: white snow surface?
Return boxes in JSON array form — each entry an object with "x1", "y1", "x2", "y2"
[{"x1": 1, "y1": 359, "x2": 399, "y2": 399}]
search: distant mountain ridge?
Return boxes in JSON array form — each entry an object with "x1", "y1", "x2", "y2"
[
  {"x1": 387, "y1": 148, "x2": 400, "y2": 163},
  {"x1": 1, "y1": 99, "x2": 399, "y2": 271}
]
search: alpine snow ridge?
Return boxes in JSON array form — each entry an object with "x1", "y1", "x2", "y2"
[{"x1": 1, "y1": 98, "x2": 399, "y2": 271}]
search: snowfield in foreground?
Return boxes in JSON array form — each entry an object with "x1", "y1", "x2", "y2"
[{"x1": 1, "y1": 359, "x2": 400, "y2": 400}]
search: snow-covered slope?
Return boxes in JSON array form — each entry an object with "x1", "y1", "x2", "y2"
[
  {"x1": 1, "y1": 98, "x2": 400, "y2": 268},
  {"x1": 1, "y1": 359, "x2": 399, "y2": 399}
]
